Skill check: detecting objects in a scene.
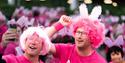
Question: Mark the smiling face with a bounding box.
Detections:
[24,32,43,56]
[74,27,91,48]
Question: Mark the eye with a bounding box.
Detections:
[111,52,116,56]
[116,52,121,55]
[76,31,86,35]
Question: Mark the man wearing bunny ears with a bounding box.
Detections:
[47,3,107,63]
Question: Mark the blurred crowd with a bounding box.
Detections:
[0,6,125,63]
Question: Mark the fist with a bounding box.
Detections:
[59,15,72,26]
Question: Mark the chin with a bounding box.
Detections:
[76,44,84,48]
[29,53,38,56]
[28,51,38,56]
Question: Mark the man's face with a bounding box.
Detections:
[25,33,43,56]
[111,52,123,63]
[74,28,90,48]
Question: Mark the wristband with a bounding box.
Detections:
[53,22,64,31]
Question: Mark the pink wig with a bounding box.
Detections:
[72,3,105,48]
[20,27,51,55]
[73,17,105,48]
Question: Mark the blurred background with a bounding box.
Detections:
[1,0,125,62]
[0,0,125,19]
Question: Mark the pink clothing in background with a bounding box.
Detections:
[0,24,7,43]
[53,44,107,63]
[0,24,7,54]
[3,42,18,55]
[2,54,43,63]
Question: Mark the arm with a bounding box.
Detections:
[44,15,71,38]
[44,15,72,54]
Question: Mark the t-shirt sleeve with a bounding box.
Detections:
[53,43,73,59]
[3,43,17,55]
[2,54,17,63]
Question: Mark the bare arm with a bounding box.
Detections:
[44,15,72,53]
[44,26,57,38]
[44,15,71,38]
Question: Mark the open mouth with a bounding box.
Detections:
[29,45,37,50]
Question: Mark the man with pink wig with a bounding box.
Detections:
[48,3,107,63]
[0,15,71,63]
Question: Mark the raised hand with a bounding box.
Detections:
[1,29,18,47]
[59,15,72,26]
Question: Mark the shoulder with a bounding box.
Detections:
[2,54,17,63]
[93,51,107,63]
[53,43,74,57]
[55,43,74,48]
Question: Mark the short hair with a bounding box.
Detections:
[106,45,124,62]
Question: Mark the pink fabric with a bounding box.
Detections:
[73,18,105,48]
[0,24,7,43]
[53,44,107,63]
[2,54,43,63]
[3,42,18,55]
[53,22,64,31]
[0,45,3,54]
[0,24,7,54]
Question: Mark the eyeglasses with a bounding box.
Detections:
[75,31,87,36]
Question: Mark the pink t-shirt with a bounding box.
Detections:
[3,42,18,55]
[54,44,107,63]
[2,54,43,63]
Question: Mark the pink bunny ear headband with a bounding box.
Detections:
[104,35,124,48]
[7,19,16,25]
[72,3,105,48]
[16,16,34,28]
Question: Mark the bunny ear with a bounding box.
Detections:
[104,37,113,47]
[89,6,102,20]
[114,35,124,46]
[16,16,28,28]
[7,19,16,25]
[26,18,35,27]
[79,3,88,18]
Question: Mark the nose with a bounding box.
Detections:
[77,34,82,39]
[30,38,37,45]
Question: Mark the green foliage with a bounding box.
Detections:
[0,0,125,19]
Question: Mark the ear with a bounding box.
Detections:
[89,6,102,20]
[79,3,88,18]
[104,37,113,47]
[114,35,124,46]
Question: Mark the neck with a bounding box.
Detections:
[76,46,94,56]
[24,53,39,63]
